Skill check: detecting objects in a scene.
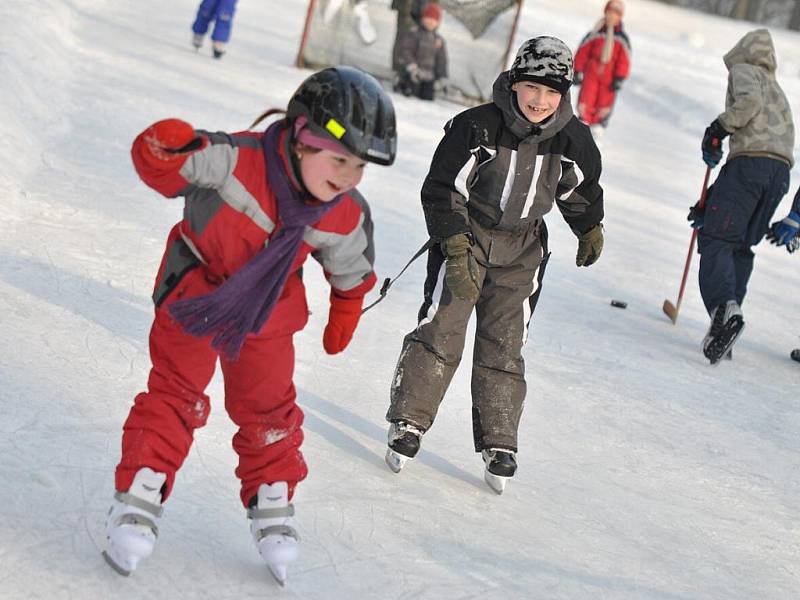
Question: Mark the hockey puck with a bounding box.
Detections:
[610,300,627,309]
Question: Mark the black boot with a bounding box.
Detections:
[483,449,517,477]
[385,422,422,473]
[482,449,517,494]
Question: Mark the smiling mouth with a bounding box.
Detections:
[328,181,343,192]
[528,106,550,114]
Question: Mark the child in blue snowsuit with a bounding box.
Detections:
[192,0,238,59]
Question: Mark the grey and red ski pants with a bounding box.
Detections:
[115,231,308,507]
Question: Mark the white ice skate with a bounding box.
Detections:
[192,33,203,50]
[248,482,299,587]
[353,2,377,45]
[102,467,166,576]
[385,421,422,473]
[482,449,517,495]
[323,0,346,24]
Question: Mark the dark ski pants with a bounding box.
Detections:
[192,0,238,43]
[698,156,790,314]
[395,71,435,101]
[387,224,549,452]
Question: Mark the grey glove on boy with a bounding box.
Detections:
[576,224,604,267]
[441,233,480,302]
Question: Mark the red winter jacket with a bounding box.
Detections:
[574,24,631,86]
[131,123,377,304]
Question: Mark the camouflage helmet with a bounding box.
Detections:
[509,36,574,95]
[287,66,397,166]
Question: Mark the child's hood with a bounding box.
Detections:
[491,71,574,141]
[723,29,776,73]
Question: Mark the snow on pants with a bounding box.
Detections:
[577,74,617,126]
[192,0,238,43]
[387,222,549,452]
[115,238,308,507]
[698,156,790,314]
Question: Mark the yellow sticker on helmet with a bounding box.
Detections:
[326,118,346,139]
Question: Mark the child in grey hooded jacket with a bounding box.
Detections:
[694,28,794,364]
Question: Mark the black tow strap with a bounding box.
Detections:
[362,238,437,314]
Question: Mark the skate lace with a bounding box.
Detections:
[484,449,516,463]
[391,421,422,442]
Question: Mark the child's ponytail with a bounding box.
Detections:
[249,108,287,130]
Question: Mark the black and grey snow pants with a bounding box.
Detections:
[387,220,549,452]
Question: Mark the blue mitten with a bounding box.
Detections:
[766,211,800,252]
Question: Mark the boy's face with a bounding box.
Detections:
[421,16,439,31]
[512,81,562,124]
[604,9,621,27]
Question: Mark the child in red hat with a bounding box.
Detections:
[395,2,449,101]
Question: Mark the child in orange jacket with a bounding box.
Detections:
[102,67,396,585]
[574,0,631,138]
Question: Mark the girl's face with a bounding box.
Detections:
[512,81,562,123]
[298,146,367,202]
[605,10,621,27]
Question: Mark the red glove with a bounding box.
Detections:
[136,118,206,169]
[322,293,364,355]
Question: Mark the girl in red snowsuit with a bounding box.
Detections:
[574,0,631,128]
[104,67,397,582]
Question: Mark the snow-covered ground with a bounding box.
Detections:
[1,0,799,598]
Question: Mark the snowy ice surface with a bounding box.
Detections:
[1,1,799,599]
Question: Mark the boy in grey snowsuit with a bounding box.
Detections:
[385,36,604,493]
[693,29,794,364]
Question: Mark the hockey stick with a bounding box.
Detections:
[662,165,713,324]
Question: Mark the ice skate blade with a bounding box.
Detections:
[102,550,131,577]
[484,470,510,495]
[385,448,411,473]
[705,318,745,366]
[269,564,287,587]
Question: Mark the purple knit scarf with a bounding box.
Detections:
[169,121,343,360]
